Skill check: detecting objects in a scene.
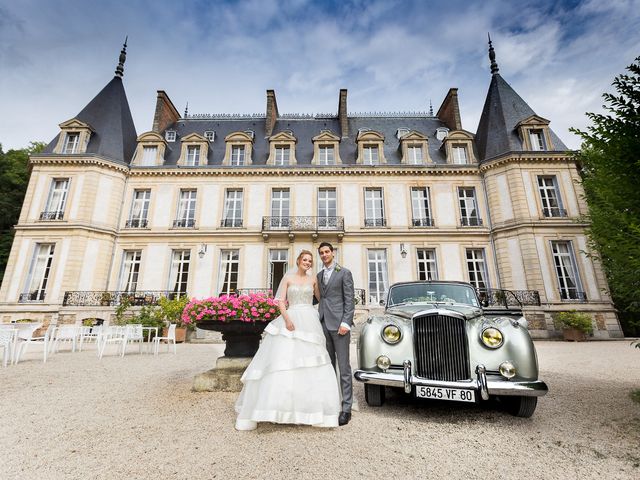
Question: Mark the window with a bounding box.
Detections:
[222,189,243,227]
[416,249,438,281]
[551,241,585,301]
[119,250,142,292]
[407,145,423,165]
[269,249,288,293]
[411,187,433,226]
[318,188,337,228]
[436,127,449,141]
[186,146,200,166]
[41,178,69,220]
[127,190,150,228]
[458,187,482,226]
[363,145,380,165]
[141,146,158,166]
[169,250,190,295]
[274,146,290,166]
[537,176,566,217]
[174,189,196,228]
[231,145,245,166]
[396,128,410,139]
[529,130,545,151]
[364,188,385,227]
[204,131,215,141]
[165,131,176,142]
[367,249,389,305]
[218,249,239,295]
[63,133,80,154]
[318,146,335,165]
[466,249,488,291]
[21,244,55,302]
[452,145,468,164]
[270,189,290,228]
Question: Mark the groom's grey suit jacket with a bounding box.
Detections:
[317,266,355,331]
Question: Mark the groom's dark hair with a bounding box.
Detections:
[318,241,334,252]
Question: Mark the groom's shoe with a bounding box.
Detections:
[338,411,351,426]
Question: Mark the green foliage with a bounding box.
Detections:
[571,56,640,336]
[630,389,640,405]
[112,294,189,329]
[156,295,191,328]
[552,311,594,335]
[0,141,46,279]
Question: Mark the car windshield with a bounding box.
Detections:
[387,283,480,307]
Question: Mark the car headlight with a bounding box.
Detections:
[381,324,401,344]
[499,361,516,379]
[376,355,391,371]
[481,327,503,348]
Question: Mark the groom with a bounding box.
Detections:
[317,242,355,426]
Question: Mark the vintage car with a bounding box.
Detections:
[354,281,548,417]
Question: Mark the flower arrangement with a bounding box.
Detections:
[182,292,280,326]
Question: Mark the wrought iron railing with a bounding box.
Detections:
[461,217,483,226]
[125,219,148,228]
[412,217,435,227]
[237,288,273,296]
[364,218,386,227]
[172,219,196,228]
[476,288,541,308]
[62,290,184,307]
[261,216,344,232]
[19,291,46,303]
[354,288,366,306]
[220,219,243,228]
[39,211,64,221]
[560,290,588,302]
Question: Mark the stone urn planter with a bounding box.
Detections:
[562,327,586,342]
[196,320,271,357]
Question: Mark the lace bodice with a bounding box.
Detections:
[287,283,314,306]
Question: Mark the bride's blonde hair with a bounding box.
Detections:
[296,249,313,266]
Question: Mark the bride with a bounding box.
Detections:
[234,250,341,430]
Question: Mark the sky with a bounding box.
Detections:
[1,0,639,151]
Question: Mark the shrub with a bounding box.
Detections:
[553,311,594,334]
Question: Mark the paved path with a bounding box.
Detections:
[1,341,638,479]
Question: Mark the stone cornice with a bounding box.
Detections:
[30,154,129,173]
[479,151,576,172]
[14,223,118,236]
[490,219,590,234]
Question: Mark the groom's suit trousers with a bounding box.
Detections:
[321,324,352,413]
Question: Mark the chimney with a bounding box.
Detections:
[152,90,180,133]
[338,89,348,138]
[265,89,279,137]
[436,88,463,131]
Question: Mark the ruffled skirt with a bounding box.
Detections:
[235,305,340,430]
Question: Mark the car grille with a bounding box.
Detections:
[413,314,471,381]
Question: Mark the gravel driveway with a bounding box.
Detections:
[1,340,638,480]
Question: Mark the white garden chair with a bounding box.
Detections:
[79,325,102,351]
[122,324,144,356]
[51,325,81,353]
[98,326,126,359]
[0,328,17,367]
[14,325,55,364]
[152,324,177,356]
[12,323,43,364]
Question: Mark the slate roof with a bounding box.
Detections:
[475,74,568,162]
[44,76,137,164]
[158,115,450,166]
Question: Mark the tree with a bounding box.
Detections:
[572,56,640,336]
[0,142,46,280]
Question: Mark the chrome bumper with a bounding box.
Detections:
[354,361,548,399]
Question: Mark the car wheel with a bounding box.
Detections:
[501,396,538,418]
[364,384,385,406]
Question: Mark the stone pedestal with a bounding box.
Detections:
[192,356,252,392]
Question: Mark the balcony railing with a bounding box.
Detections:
[62,290,184,307]
[237,288,273,296]
[220,219,243,228]
[172,219,196,228]
[542,207,568,218]
[412,217,435,227]
[261,216,344,232]
[125,219,148,228]
[364,218,386,227]
[19,291,46,303]
[460,216,483,226]
[39,211,64,221]
[560,290,588,302]
[477,288,541,308]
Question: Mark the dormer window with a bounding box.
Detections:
[516,115,553,152]
[141,146,158,166]
[178,133,208,166]
[407,145,423,164]
[244,130,255,139]
[356,130,386,165]
[204,131,215,142]
[55,119,94,155]
[529,130,545,151]
[223,131,254,166]
[132,132,166,166]
[165,130,176,142]
[312,130,342,166]
[452,145,468,164]
[267,131,297,166]
[441,130,476,165]
[274,146,290,165]
[436,127,449,141]
[232,146,245,165]
[396,128,410,140]
[399,131,430,165]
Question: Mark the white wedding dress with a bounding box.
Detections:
[235,283,340,430]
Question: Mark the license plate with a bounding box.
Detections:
[415,385,476,403]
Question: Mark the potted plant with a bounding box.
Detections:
[184,292,280,357]
[553,310,594,341]
[157,295,190,343]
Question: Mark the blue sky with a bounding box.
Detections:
[1,0,639,150]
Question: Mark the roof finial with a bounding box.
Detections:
[184,101,189,118]
[488,32,499,75]
[115,36,128,78]
[429,99,434,116]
